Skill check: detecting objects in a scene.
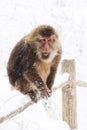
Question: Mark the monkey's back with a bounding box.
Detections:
[7,40,28,86]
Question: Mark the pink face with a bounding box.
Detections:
[38,37,56,59]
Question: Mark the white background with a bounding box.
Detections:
[0,0,87,130]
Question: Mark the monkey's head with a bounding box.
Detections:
[27,25,62,63]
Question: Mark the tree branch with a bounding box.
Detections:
[0,81,69,124]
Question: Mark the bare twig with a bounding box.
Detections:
[0,81,68,124]
[76,80,87,87]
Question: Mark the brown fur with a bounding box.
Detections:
[7,25,62,102]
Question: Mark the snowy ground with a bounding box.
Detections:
[0,0,87,130]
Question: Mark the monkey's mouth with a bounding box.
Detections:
[42,52,50,59]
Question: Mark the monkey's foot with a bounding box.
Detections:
[28,90,38,103]
[40,87,51,99]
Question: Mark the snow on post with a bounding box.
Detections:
[61,60,77,129]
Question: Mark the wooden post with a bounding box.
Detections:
[61,60,77,129]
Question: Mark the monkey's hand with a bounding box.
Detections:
[39,86,51,99]
[28,89,39,103]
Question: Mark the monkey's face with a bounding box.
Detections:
[34,35,60,63]
[28,25,61,63]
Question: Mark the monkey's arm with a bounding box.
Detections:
[24,67,45,88]
[46,55,61,90]
[24,66,51,98]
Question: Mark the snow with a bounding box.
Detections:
[0,0,87,130]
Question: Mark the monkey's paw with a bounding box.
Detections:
[28,90,39,103]
[40,87,51,99]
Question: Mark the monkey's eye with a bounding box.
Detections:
[37,38,42,43]
[48,38,52,42]
[53,38,56,42]
[41,39,45,42]
[37,39,45,43]
[48,38,56,43]
[48,38,56,44]
[39,39,42,42]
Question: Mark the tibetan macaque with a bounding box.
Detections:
[7,25,62,102]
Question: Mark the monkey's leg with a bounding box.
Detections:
[15,77,39,102]
[24,68,51,98]
[46,67,56,91]
[47,55,61,91]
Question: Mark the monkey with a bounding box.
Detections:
[7,25,62,102]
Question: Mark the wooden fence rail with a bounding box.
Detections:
[0,59,87,129]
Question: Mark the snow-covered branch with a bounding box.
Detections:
[0,73,69,124]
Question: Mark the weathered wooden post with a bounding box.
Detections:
[61,60,77,129]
